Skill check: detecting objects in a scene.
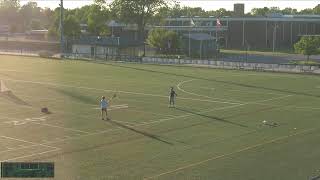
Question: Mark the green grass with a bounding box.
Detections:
[288,60,320,66]
[0,55,320,180]
[221,49,296,56]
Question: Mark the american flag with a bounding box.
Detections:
[216,18,221,27]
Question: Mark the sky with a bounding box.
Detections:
[19,0,320,12]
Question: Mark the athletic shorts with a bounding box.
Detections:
[101,108,107,111]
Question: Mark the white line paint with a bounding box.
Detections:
[2,148,60,162]
[228,89,285,96]
[144,128,316,179]
[1,78,243,105]
[31,122,90,134]
[1,115,91,134]
[93,104,129,110]
[0,145,38,154]
[177,79,242,105]
[1,136,57,149]
[39,93,293,145]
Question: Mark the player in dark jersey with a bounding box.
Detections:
[169,87,177,107]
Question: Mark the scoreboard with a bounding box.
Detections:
[1,162,54,178]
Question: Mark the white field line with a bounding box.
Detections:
[1,136,58,149]
[93,104,129,110]
[176,79,242,105]
[0,144,38,154]
[2,148,60,162]
[1,78,243,105]
[0,68,113,81]
[0,135,60,162]
[0,67,303,79]
[40,93,293,145]
[228,89,285,96]
[0,93,175,119]
[0,115,91,134]
[31,122,90,134]
[143,127,317,180]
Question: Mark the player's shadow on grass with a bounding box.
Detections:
[175,107,248,128]
[108,120,174,145]
[0,91,30,106]
[108,64,320,99]
[52,87,97,105]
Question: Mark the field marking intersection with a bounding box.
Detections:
[0,135,60,162]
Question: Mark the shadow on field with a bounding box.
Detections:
[0,91,30,106]
[108,64,320,99]
[175,107,249,128]
[52,87,97,105]
[109,120,173,145]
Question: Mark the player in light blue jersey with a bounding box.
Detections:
[100,96,109,120]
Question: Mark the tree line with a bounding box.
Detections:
[1,0,320,39]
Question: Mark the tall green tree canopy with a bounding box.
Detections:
[110,0,168,39]
[147,28,180,53]
[294,36,320,61]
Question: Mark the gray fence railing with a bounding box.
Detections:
[142,57,320,74]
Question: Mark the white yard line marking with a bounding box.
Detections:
[144,128,317,179]
[1,78,243,105]
[31,122,90,134]
[0,144,38,154]
[93,104,129,110]
[1,136,56,148]
[177,79,242,105]
[40,93,293,145]
[228,89,285,96]
[0,115,91,134]
[2,148,60,162]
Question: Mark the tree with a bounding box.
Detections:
[19,2,41,30]
[299,8,313,14]
[0,0,20,30]
[294,36,320,61]
[64,15,81,37]
[251,7,270,16]
[147,28,180,53]
[313,4,320,14]
[110,0,167,40]
[87,5,110,35]
[281,8,298,15]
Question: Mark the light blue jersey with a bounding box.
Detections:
[100,99,108,108]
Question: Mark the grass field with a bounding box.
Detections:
[0,55,320,180]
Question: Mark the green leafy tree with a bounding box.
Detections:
[281,8,298,15]
[251,7,270,16]
[0,0,20,31]
[313,4,320,14]
[19,2,41,30]
[110,0,167,40]
[64,15,81,37]
[87,5,110,35]
[294,36,320,61]
[147,28,180,53]
[299,8,313,14]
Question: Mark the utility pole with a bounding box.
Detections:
[60,0,64,56]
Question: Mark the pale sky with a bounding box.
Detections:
[19,0,320,12]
